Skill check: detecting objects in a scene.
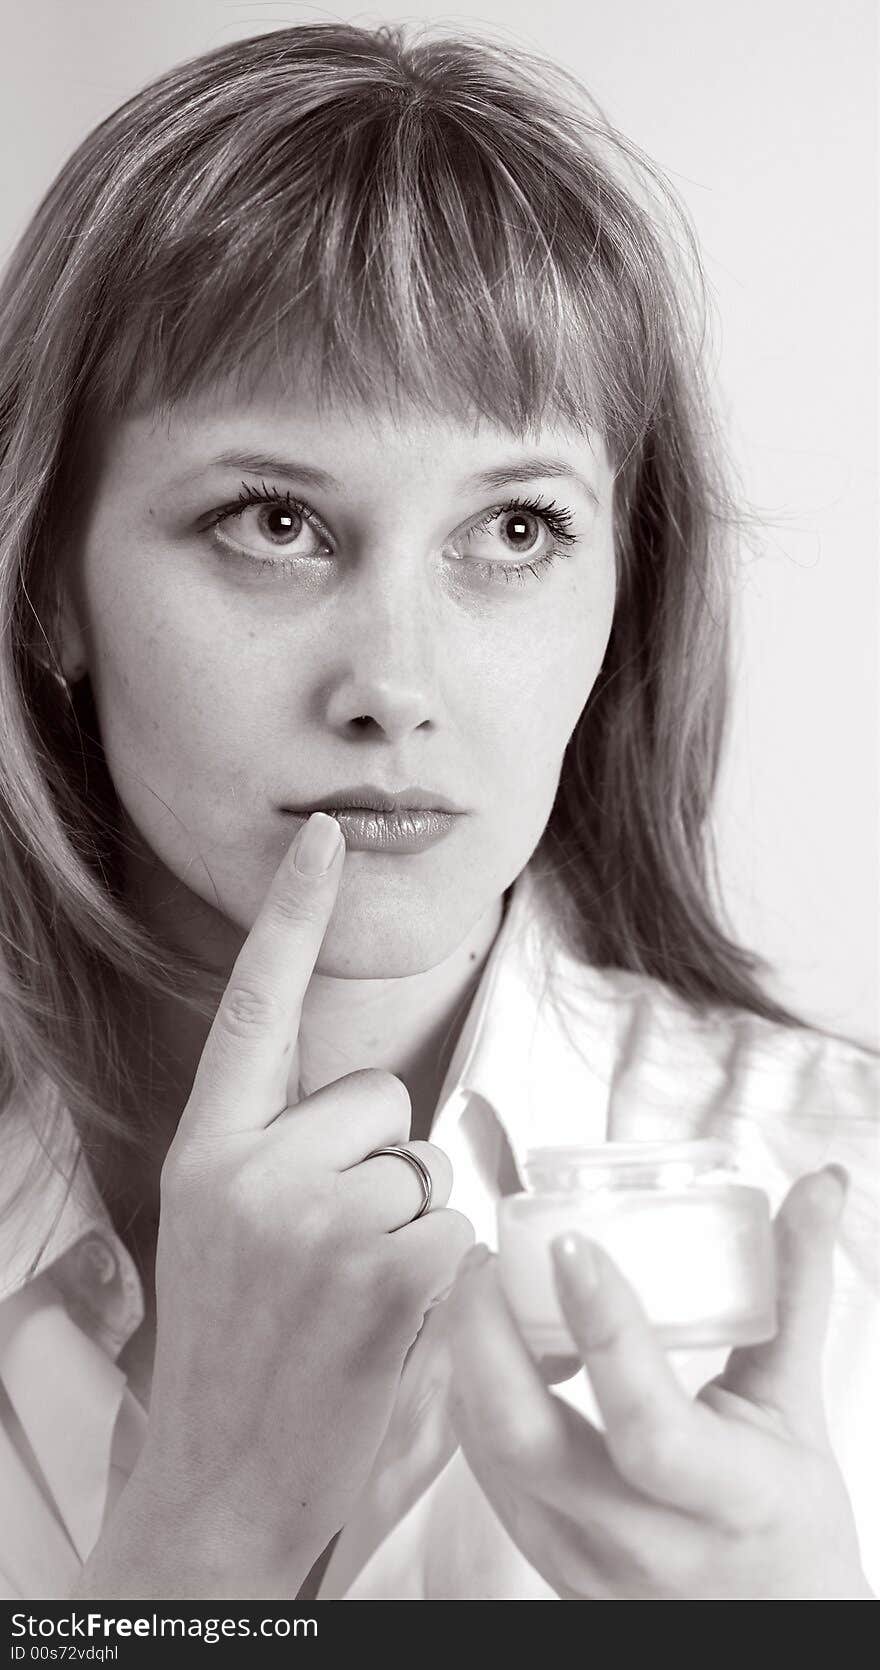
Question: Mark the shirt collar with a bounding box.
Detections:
[0,1079,118,1302]
[0,1074,145,1358]
[431,862,615,1172]
[0,862,612,1318]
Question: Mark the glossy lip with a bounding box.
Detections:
[281,806,461,854]
[282,784,465,814]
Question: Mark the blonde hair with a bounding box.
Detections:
[0,22,855,1185]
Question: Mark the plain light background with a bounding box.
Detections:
[1,1,877,1047]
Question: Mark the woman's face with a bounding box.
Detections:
[66,374,616,976]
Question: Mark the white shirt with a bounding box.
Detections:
[0,864,877,1599]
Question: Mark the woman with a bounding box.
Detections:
[0,23,876,1600]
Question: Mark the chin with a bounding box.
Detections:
[314,908,466,978]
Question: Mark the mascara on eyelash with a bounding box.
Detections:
[208,481,579,579]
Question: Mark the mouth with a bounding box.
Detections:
[281,807,461,854]
[280,787,465,854]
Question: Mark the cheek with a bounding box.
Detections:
[82,533,613,854]
[489,573,614,780]
[92,607,206,753]
[81,555,256,836]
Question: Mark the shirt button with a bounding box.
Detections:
[77,1236,118,1288]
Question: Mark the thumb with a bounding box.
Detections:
[711,1164,848,1436]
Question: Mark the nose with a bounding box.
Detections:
[322,560,439,743]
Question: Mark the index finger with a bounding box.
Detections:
[178,811,345,1140]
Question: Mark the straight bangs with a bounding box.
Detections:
[79,34,685,469]
[7,19,849,1214]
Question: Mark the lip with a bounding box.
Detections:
[280,785,466,855]
[281,806,461,854]
[282,785,465,814]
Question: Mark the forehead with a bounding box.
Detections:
[97,361,611,499]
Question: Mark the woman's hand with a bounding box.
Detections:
[443,1167,874,1600]
[90,812,473,1599]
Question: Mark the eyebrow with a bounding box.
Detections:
[188,450,600,508]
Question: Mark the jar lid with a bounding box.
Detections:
[523,1138,732,1192]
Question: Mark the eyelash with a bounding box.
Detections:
[205,479,579,585]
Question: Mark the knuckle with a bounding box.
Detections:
[159,1143,202,1212]
[325,1239,370,1305]
[490,1408,562,1474]
[414,1142,453,1197]
[294,1189,343,1251]
[333,1245,419,1352]
[387,1211,475,1309]
[485,1414,527,1469]
[613,1527,701,1597]
[372,1070,412,1117]
[220,981,286,1039]
[717,1468,783,1537]
[581,1308,640,1357]
[380,1240,420,1295]
[378,1245,430,1318]
[611,1412,690,1491]
[338,1069,412,1122]
[644,1540,697,1596]
[416,1212,476,1296]
[158,1158,184,1217]
[433,1208,476,1263]
[270,884,322,929]
[220,1154,275,1225]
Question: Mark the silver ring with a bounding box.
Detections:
[366,1144,433,1223]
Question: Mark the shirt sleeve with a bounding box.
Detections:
[813,1097,880,1595]
[604,982,880,1594]
[699,1016,880,1595]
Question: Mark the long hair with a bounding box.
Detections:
[0,22,857,1181]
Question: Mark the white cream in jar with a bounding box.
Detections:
[497,1140,777,1355]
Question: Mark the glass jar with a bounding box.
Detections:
[496,1140,777,1354]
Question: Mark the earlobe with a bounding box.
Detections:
[50,581,89,684]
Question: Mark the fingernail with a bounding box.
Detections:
[821,1163,850,1200]
[551,1232,600,1292]
[294,811,343,876]
[537,1354,581,1384]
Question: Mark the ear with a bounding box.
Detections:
[56,591,89,681]
[48,562,90,683]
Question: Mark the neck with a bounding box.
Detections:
[296,891,505,1143]
[102,885,509,1238]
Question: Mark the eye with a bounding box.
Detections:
[449,495,579,583]
[462,504,561,561]
[206,480,331,565]
[202,482,579,586]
